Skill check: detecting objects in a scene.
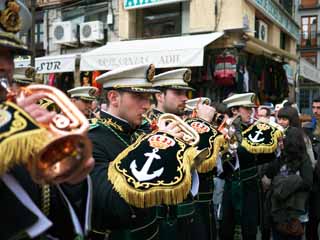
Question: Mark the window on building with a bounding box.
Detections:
[62,2,108,22]
[301,52,317,66]
[300,0,318,8]
[280,0,293,15]
[141,3,182,39]
[301,16,317,47]
[300,88,320,114]
[35,23,44,44]
[280,31,286,50]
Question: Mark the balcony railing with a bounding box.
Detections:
[299,31,320,49]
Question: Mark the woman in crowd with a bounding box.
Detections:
[277,107,316,167]
[263,127,313,240]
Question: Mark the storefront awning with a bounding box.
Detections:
[80,32,224,71]
[246,35,298,62]
[14,54,78,74]
[300,58,320,84]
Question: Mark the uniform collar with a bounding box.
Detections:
[147,108,164,121]
[99,110,133,134]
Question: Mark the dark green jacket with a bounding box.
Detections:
[88,111,158,240]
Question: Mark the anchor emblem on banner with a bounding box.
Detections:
[248,129,265,143]
[130,148,164,182]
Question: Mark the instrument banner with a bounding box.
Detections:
[108,131,199,208]
[185,118,226,173]
[241,122,283,154]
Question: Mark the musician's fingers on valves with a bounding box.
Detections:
[158,119,184,139]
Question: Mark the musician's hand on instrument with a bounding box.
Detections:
[158,120,184,139]
[197,103,216,122]
[17,93,56,124]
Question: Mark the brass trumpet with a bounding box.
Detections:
[158,113,200,146]
[3,81,92,184]
[217,114,240,150]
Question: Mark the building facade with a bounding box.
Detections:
[296,0,320,114]
[20,0,299,103]
[115,0,298,103]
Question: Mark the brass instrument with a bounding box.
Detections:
[2,79,92,184]
[217,114,239,150]
[158,113,200,146]
[251,116,285,132]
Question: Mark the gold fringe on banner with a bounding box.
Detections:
[108,135,197,208]
[0,101,50,175]
[197,135,226,173]
[0,128,49,175]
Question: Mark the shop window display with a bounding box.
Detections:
[199,52,289,103]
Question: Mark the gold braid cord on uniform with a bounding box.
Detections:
[185,118,227,173]
[108,132,199,208]
[0,101,49,175]
[41,184,50,216]
[241,122,283,154]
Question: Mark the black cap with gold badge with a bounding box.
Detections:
[95,64,160,93]
[0,0,32,55]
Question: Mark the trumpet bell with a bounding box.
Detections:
[29,134,92,184]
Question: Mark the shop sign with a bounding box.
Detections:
[300,59,320,84]
[35,55,77,74]
[124,0,188,10]
[247,0,299,40]
[14,55,77,74]
[95,51,194,69]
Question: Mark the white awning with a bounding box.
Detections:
[14,54,77,74]
[300,59,320,84]
[80,32,224,71]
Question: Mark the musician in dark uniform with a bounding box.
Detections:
[220,93,278,240]
[68,86,98,118]
[0,1,94,238]
[148,68,218,240]
[88,64,168,240]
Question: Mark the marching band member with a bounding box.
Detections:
[0,1,94,239]
[149,68,220,240]
[68,86,98,118]
[220,93,282,240]
[88,64,166,240]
